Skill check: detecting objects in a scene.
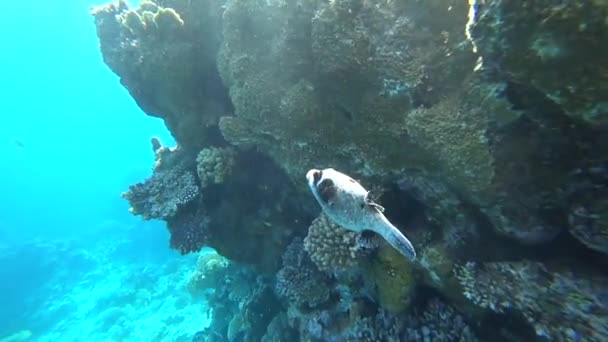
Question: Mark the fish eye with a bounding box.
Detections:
[313,170,322,185]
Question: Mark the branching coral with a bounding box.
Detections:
[303,214,362,274]
[275,238,331,309]
[196,147,236,187]
[455,261,608,340]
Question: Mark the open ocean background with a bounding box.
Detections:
[0,1,209,340]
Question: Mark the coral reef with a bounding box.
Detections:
[92,0,608,339]
[456,261,608,341]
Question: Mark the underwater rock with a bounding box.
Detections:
[467,0,608,125]
[455,261,608,341]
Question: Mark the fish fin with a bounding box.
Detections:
[364,191,385,212]
[382,226,416,262]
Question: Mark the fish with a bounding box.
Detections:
[306,168,416,261]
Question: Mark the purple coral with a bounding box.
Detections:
[275,238,330,308]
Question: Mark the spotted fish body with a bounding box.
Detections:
[306,168,417,262]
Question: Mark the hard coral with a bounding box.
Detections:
[275,238,331,309]
[196,147,236,188]
[303,214,361,274]
[167,206,209,254]
[121,141,199,220]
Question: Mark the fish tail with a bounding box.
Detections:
[378,221,416,261]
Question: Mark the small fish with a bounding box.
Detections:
[13,139,25,148]
[306,168,417,261]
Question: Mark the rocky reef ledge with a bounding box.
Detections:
[92,0,608,340]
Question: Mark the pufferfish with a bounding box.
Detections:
[306,168,416,261]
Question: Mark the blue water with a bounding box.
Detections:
[0,1,208,340]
